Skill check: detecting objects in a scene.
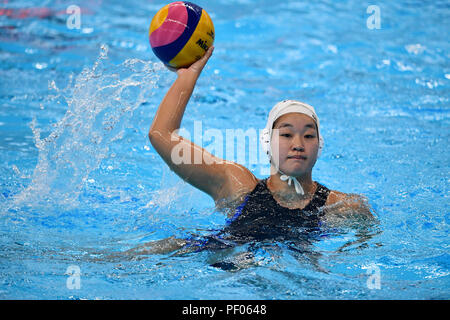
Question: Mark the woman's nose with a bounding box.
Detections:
[292,135,304,151]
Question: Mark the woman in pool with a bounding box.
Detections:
[140,46,374,255]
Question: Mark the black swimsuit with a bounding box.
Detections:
[224,178,330,241]
[184,178,330,251]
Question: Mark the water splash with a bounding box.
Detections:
[13,44,164,208]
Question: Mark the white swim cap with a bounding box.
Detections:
[260,100,324,195]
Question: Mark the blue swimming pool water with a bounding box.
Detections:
[1,0,449,299]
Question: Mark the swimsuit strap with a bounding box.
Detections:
[302,182,330,215]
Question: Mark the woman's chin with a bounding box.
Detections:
[270,160,313,177]
[279,165,308,177]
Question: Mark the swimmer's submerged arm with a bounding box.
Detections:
[149,47,257,201]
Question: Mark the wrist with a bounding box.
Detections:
[176,69,200,83]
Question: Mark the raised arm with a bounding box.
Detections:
[148,47,256,202]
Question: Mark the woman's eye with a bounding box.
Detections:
[280,133,291,137]
[305,134,315,139]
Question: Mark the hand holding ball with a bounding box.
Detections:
[149,1,215,69]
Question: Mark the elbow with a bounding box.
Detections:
[148,129,162,147]
[148,129,156,143]
[148,128,174,147]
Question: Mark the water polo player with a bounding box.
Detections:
[142,47,375,255]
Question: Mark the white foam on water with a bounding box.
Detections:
[12,44,164,209]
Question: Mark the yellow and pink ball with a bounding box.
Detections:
[149,1,215,69]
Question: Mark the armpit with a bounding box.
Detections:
[214,190,251,219]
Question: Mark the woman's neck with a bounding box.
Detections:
[266,171,316,201]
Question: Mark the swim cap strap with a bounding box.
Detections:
[279,174,305,195]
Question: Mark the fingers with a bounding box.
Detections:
[189,45,215,73]
[203,45,214,60]
[173,46,215,76]
[199,45,214,66]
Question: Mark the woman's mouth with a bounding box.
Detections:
[288,155,307,160]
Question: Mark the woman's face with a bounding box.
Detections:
[270,113,319,177]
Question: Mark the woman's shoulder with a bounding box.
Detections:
[326,189,348,204]
[325,189,374,218]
